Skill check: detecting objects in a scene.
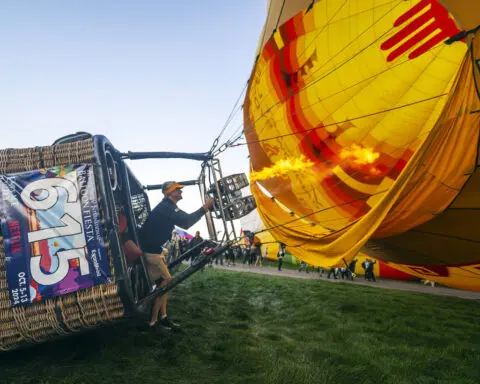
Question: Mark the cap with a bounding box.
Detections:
[162,181,184,195]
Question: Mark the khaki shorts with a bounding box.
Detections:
[144,252,171,282]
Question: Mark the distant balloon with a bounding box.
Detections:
[245,0,480,290]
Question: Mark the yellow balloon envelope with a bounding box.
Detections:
[245,0,480,290]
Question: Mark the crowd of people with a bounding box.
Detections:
[213,246,440,291]
[214,241,384,285]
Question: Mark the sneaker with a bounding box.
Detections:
[160,316,180,330]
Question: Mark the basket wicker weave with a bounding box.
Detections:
[0,139,125,351]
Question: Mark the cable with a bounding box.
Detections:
[226,44,434,149]
[247,115,465,242]
[209,82,248,154]
[274,0,286,30]
[242,90,462,224]
[232,93,447,147]
[228,194,480,278]
[220,1,451,152]
[256,189,386,235]
[210,0,277,154]
[258,0,274,53]
[217,0,358,151]
[243,130,480,279]
[238,1,403,142]
[225,41,445,150]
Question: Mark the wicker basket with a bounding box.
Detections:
[0,139,125,351]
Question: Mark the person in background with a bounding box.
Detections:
[228,246,238,266]
[179,235,188,256]
[277,243,286,271]
[215,248,225,266]
[347,258,358,281]
[327,267,338,279]
[254,240,263,267]
[262,245,268,263]
[298,261,309,273]
[139,181,215,330]
[361,259,368,280]
[242,245,251,265]
[170,231,180,262]
[189,230,204,263]
[364,258,377,282]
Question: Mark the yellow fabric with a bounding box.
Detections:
[259,0,480,51]
[245,0,480,290]
[253,230,281,260]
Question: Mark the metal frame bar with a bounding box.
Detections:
[144,179,199,191]
[208,158,238,241]
[198,166,217,240]
[121,151,212,161]
[93,135,137,315]
[117,161,152,301]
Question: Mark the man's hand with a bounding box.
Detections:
[203,198,215,212]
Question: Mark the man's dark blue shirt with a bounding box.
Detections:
[140,197,205,254]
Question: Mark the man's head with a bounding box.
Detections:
[162,181,184,203]
[195,231,200,237]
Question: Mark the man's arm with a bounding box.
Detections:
[173,206,207,230]
[172,198,215,230]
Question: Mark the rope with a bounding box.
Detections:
[233,93,447,147]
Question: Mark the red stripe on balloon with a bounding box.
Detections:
[381,0,461,62]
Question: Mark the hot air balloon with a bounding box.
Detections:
[244,0,480,290]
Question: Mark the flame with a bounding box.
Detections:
[339,144,379,165]
[251,155,314,182]
[339,144,381,176]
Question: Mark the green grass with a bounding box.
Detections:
[1,269,479,384]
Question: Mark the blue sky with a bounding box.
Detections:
[0,0,267,237]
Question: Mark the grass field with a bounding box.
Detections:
[2,269,479,384]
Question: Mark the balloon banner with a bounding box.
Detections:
[0,164,111,307]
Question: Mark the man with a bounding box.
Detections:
[139,181,215,330]
[189,231,204,263]
[365,258,377,282]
